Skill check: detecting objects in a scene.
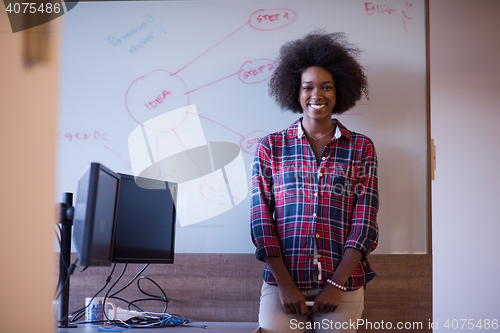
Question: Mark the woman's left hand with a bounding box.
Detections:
[311,283,343,313]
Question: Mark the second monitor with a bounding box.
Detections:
[113,174,177,264]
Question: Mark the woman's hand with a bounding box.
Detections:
[264,256,310,315]
[311,283,343,313]
[310,248,363,313]
[278,279,310,315]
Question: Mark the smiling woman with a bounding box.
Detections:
[251,31,378,333]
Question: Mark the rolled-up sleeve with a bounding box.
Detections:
[344,139,379,256]
[250,137,282,261]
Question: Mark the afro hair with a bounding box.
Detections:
[268,31,368,114]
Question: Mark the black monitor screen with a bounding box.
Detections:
[113,174,177,264]
[73,163,120,267]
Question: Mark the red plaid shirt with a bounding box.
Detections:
[251,118,379,290]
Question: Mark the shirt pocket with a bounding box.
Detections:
[325,163,358,197]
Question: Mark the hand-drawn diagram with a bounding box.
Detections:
[124,8,295,138]
[58,0,428,253]
[124,8,296,226]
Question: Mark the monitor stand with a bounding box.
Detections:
[57,192,77,328]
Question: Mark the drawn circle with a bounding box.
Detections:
[125,69,190,132]
[249,8,297,31]
[239,130,270,154]
[238,59,276,84]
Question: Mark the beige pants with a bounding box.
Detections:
[258,281,364,333]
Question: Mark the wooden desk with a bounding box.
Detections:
[58,322,259,333]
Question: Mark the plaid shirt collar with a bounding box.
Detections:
[287,117,351,141]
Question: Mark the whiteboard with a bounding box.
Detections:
[57,0,428,254]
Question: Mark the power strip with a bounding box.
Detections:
[110,307,145,321]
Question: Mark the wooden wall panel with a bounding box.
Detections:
[360,255,432,332]
[64,254,431,328]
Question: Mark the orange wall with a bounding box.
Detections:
[0,8,59,333]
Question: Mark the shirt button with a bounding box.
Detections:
[319,173,323,177]
[318,254,322,259]
[313,213,317,217]
[322,157,326,161]
[314,193,318,197]
[316,234,320,238]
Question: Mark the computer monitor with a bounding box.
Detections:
[72,163,120,267]
[113,174,177,264]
